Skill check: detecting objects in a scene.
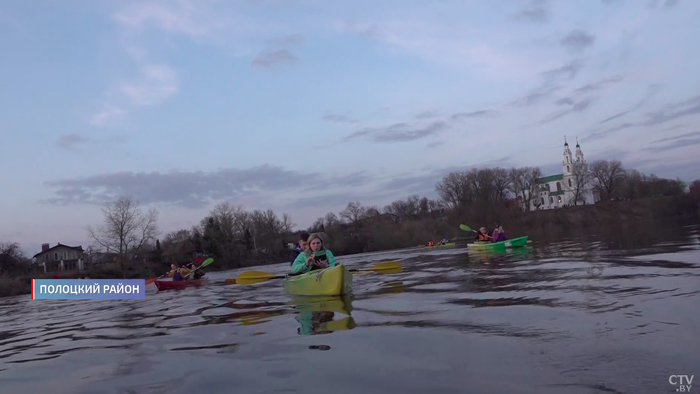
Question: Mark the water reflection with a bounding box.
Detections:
[290,295,356,335]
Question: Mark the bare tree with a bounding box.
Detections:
[565,161,591,205]
[280,213,296,234]
[435,172,468,209]
[339,201,366,223]
[509,167,542,211]
[589,159,626,199]
[88,197,159,276]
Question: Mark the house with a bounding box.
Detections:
[32,243,85,273]
[518,138,600,211]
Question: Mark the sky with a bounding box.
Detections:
[2,0,700,255]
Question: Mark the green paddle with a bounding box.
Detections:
[187,257,214,279]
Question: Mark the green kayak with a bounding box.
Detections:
[467,236,529,251]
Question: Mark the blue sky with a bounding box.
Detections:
[2,0,700,255]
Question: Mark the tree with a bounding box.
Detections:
[87,197,159,277]
[565,161,592,205]
[509,167,542,211]
[280,213,296,234]
[590,159,626,199]
[0,241,27,275]
[340,201,366,223]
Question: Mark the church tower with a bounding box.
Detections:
[563,136,573,175]
[575,137,585,165]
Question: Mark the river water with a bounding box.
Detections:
[1,225,699,394]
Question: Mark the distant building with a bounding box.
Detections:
[32,243,85,273]
[518,138,600,211]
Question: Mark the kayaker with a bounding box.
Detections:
[291,233,338,274]
[290,232,310,265]
[167,264,192,281]
[475,227,491,242]
[428,240,434,247]
[492,224,507,242]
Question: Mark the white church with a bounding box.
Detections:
[518,138,600,211]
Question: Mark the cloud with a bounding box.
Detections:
[511,0,550,24]
[251,49,298,68]
[451,110,500,120]
[268,33,304,47]
[536,97,597,125]
[511,61,585,107]
[560,30,596,53]
[90,64,178,127]
[583,122,635,142]
[42,165,376,209]
[322,114,358,124]
[663,0,680,9]
[416,111,438,119]
[598,84,661,124]
[649,130,700,144]
[283,191,393,209]
[343,121,448,143]
[56,134,127,150]
[427,141,445,149]
[641,94,700,126]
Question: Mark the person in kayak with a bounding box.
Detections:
[291,233,337,274]
[290,232,310,265]
[491,224,507,242]
[167,264,192,281]
[475,227,491,242]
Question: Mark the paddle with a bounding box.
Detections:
[145,257,214,285]
[460,224,492,239]
[186,257,214,279]
[225,261,402,285]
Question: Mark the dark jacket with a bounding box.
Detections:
[290,245,302,265]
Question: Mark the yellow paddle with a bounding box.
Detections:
[225,261,402,285]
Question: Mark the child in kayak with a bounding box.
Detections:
[291,233,338,274]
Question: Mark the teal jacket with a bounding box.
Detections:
[291,249,338,274]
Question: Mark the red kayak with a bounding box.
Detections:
[154,278,206,291]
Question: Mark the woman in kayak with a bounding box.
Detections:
[291,233,338,274]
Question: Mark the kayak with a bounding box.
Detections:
[154,278,206,291]
[283,264,352,296]
[419,242,455,248]
[467,236,529,251]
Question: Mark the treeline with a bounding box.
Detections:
[1,160,699,282]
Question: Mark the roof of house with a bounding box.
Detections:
[33,243,84,258]
[537,174,564,183]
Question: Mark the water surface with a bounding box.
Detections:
[1,226,699,393]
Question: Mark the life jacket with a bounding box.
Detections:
[477,233,490,242]
[428,241,434,247]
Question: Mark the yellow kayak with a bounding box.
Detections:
[283,264,353,296]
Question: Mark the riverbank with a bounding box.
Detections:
[1,195,697,298]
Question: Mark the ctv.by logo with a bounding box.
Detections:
[669,375,694,392]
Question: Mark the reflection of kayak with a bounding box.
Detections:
[419,242,455,248]
[283,264,352,296]
[154,278,205,291]
[467,236,528,251]
[289,295,354,314]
